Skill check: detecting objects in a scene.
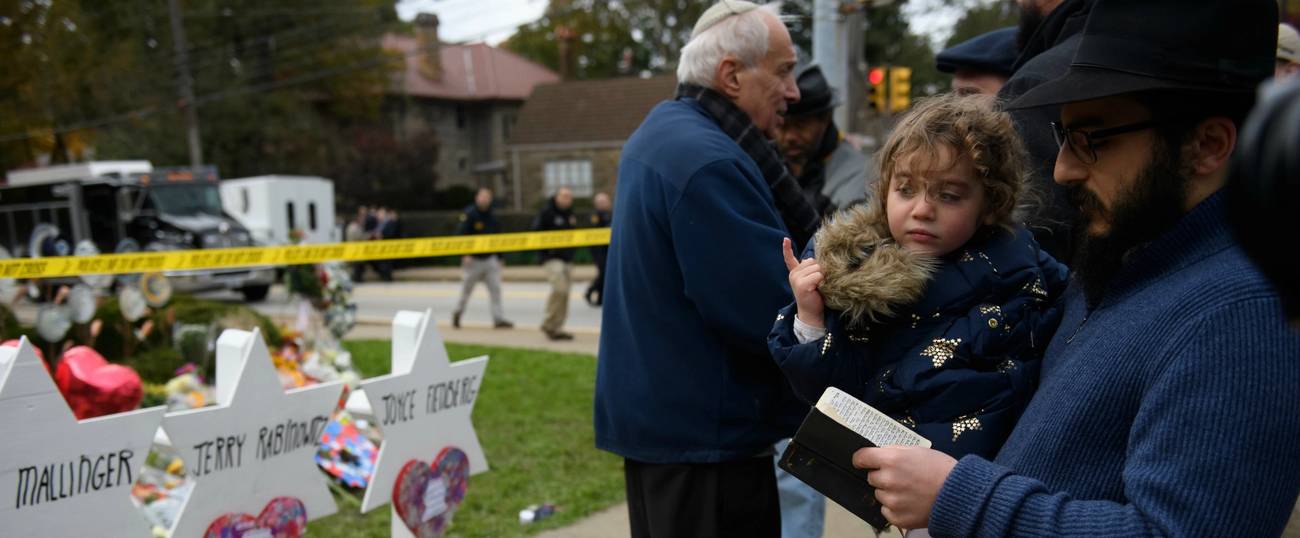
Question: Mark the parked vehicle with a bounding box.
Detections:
[219,175,337,245]
[0,161,275,301]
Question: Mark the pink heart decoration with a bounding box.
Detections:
[392,446,470,538]
[54,345,143,419]
[203,496,308,538]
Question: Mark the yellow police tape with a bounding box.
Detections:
[0,229,612,280]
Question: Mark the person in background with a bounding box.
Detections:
[585,192,612,307]
[852,2,1300,534]
[936,27,1018,96]
[350,206,370,281]
[1226,67,1300,538]
[452,188,514,329]
[374,207,399,282]
[1278,23,1300,79]
[777,63,871,214]
[533,186,576,341]
[999,0,1094,263]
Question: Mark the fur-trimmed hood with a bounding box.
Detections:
[813,205,937,326]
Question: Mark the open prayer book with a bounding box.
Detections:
[778,387,931,530]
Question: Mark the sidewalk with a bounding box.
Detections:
[535,499,895,538]
[387,264,598,283]
[345,319,599,356]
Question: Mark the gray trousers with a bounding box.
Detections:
[455,256,505,322]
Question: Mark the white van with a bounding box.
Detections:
[220,175,337,245]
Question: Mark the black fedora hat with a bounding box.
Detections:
[1009,0,1278,110]
[787,63,841,117]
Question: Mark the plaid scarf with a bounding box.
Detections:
[676,83,822,250]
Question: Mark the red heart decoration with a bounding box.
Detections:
[392,447,470,538]
[203,496,307,538]
[54,346,143,419]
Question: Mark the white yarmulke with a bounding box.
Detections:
[1280,24,1300,64]
[691,0,761,39]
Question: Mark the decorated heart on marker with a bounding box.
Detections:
[203,496,308,538]
[393,447,470,538]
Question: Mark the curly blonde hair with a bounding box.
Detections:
[870,93,1031,234]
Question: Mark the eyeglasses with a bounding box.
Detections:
[1050,120,1161,164]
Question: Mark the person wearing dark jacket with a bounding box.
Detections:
[374,207,400,282]
[999,0,1092,263]
[777,63,870,215]
[453,188,513,329]
[584,192,612,307]
[853,2,1300,534]
[533,187,576,340]
[770,94,1067,462]
[594,2,806,536]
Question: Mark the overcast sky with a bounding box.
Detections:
[396,0,966,49]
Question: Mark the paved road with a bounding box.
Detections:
[198,279,604,335]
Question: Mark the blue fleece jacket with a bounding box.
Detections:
[930,193,1300,537]
[593,98,806,463]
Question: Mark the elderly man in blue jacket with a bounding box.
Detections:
[593,2,814,536]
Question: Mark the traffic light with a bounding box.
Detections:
[888,66,912,113]
[868,67,887,112]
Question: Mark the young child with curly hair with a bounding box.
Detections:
[770,93,1069,458]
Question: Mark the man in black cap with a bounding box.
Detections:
[848,1,1300,535]
[936,27,1018,96]
[1001,0,1093,263]
[776,63,870,213]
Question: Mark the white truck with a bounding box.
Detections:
[0,161,276,301]
[219,175,337,245]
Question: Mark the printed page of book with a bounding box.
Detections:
[815,386,932,448]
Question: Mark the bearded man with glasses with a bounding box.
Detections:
[837,1,1300,535]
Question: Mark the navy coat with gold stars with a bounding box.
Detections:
[768,206,1069,459]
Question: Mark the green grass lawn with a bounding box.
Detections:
[306,340,624,537]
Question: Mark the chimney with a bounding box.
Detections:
[415,13,442,81]
[555,25,576,80]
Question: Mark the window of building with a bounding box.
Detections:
[543,160,593,197]
[308,202,318,231]
[458,157,468,172]
[240,188,249,213]
[456,105,467,130]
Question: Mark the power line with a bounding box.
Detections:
[0,45,431,144]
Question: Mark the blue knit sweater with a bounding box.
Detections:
[930,193,1300,537]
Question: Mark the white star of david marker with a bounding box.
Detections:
[359,309,489,514]
[161,328,344,537]
[0,337,164,536]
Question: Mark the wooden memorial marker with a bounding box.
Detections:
[0,337,165,536]
[161,328,344,537]
[358,309,489,538]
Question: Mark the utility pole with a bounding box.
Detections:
[815,1,894,131]
[168,0,203,167]
[843,10,865,132]
[812,0,848,128]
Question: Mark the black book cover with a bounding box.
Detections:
[778,407,890,530]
